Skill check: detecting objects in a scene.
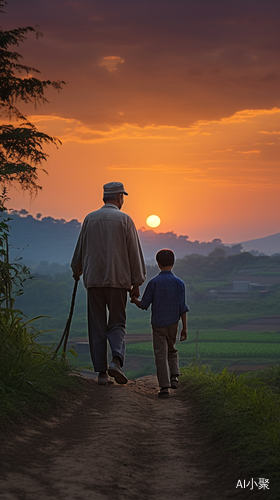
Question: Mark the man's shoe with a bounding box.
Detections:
[171,377,179,389]
[108,363,128,385]
[158,387,169,398]
[98,374,114,385]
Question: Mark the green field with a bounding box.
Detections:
[70,329,280,379]
[13,253,280,378]
[168,330,280,343]
[126,339,280,359]
[14,255,280,340]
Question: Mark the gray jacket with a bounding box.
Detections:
[71,204,146,289]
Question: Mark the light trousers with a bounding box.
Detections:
[152,322,180,388]
[87,287,127,372]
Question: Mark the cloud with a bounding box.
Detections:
[107,164,206,175]
[207,108,280,125]
[27,106,280,145]
[236,150,260,154]
[99,56,124,72]
[213,149,234,153]
[4,0,280,129]
[259,130,280,135]
[27,115,194,143]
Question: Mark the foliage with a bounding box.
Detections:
[180,365,280,497]
[0,1,65,194]
[0,306,79,422]
[174,250,280,287]
[0,189,79,423]
[0,188,32,307]
[0,3,79,425]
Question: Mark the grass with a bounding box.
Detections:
[67,327,280,378]
[0,308,80,424]
[180,364,280,499]
[185,331,280,343]
[125,360,156,380]
[126,340,280,359]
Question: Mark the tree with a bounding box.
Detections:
[0,188,31,307]
[0,1,65,309]
[0,0,65,195]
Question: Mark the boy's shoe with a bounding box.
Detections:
[171,377,179,389]
[158,387,169,398]
[108,363,128,385]
[98,374,114,385]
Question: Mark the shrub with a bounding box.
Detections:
[0,308,79,422]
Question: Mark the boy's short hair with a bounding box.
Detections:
[156,249,175,267]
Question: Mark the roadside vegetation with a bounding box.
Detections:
[180,364,280,499]
[0,10,79,427]
[0,308,79,424]
[0,195,80,426]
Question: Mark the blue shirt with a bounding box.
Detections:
[138,271,189,328]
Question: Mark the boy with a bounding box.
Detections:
[131,249,189,398]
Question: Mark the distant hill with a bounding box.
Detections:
[8,212,81,266]
[239,233,280,256]
[6,210,250,268]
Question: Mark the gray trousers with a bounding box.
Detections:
[152,323,180,388]
[87,287,127,372]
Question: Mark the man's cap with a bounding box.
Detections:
[103,182,128,196]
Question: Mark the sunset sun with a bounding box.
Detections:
[146,215,161,228]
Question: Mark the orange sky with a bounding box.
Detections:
[3,1,280,243]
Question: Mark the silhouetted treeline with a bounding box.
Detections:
[174,249,280,283]
[138,228,242,261]
[8,210,81,265]
[145,250,280,286]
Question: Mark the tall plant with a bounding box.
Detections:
[0,188,31,308]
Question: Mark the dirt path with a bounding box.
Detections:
[0,376,244,500]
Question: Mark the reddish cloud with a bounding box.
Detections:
[2,1,280,242]
[3,0,280,128]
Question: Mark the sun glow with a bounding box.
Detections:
[146,215,161,228]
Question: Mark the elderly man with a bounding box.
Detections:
[71,182,146,385]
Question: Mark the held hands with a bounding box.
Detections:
[130,286,141,307]
[180,328,188,341]
[130,286,140,299]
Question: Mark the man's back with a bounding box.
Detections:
[71,204,145,289]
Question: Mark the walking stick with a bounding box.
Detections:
[55,279,79,354]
